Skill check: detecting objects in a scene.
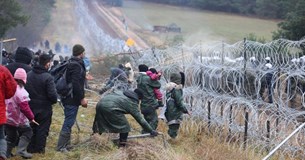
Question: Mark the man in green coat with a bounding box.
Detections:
[136,64,161,133]
[165,72,190,138]
[92,89,158,146]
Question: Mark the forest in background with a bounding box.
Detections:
[108,0,299,19]
[3,0,55,47]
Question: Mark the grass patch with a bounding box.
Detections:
[121,1,279,45]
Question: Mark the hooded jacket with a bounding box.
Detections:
[6,85,34,127]
[165,82,188,124]
[93,90,153,134]
[26,65,58,112]
[6,62,32,75]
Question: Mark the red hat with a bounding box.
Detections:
[14,68,27,84]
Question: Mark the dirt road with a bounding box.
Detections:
[85,0,150,51]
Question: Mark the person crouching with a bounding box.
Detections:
[92,89,158,147]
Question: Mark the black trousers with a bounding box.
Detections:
[5,125,33,144]
[28,110,52,153]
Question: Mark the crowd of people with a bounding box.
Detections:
[0,44,190,159]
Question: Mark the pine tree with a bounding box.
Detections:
[0,0,29,38]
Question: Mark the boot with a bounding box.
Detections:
[6,141,15,158]
[118,133,128,148]
[56,131,71,152]
[0,139,7,160]
[16,136,32,159]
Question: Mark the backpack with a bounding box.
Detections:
[50,60,80,98]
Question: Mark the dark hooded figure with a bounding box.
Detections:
[92,89,158,147]
[6,47,33,75]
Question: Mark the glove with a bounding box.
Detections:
[150,130,158,137]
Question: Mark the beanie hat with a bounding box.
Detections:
[15,47,33,65]
[138,64,148,72]
[39,53,52,66]
[72,44,85,56]
[14,68,27,84]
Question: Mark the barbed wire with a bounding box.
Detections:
[123,38,305,158]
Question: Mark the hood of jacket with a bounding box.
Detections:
[123,90,139,102]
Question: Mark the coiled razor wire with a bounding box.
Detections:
[74,0,125,54]
[121,38,305,158]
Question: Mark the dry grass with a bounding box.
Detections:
[8,89,266,160]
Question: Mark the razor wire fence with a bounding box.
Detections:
[129,38,305,158]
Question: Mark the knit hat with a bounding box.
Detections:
[72,44,85,56]
[138,64,148,72]
[15,47,33,65]
[14,68,27,84]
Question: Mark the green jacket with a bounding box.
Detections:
[94,90,153,134]
[165,82,188,124]
[136,72,161,109]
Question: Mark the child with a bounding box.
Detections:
[146,68,163,107]
[164,72,190,139]
[5,68,38,159]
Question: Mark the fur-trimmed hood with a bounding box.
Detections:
[165,82,183,91]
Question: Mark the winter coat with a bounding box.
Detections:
[61,57,86,106]
[136,72,161,110]
[5,85,34,127]
[94,90,153,134]
[6,62,32,75]
[26,65,58,112]
[165,82,188,125]
[0,65,17,125]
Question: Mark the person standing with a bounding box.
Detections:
[92,89,158,147]
[136,64,161,133]
[26,54,58,153]
[146,68,163,107]
[0,65,17,160]
[5,68,39,159]
[56,44,88,152]
[164,72,190,139]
